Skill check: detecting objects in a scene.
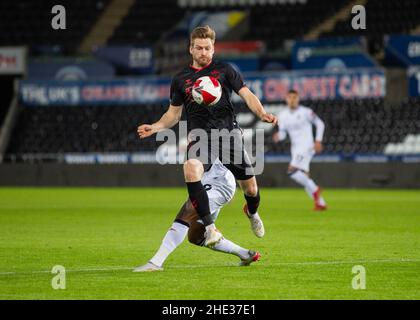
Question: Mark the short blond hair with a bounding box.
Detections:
[190,25,216,46]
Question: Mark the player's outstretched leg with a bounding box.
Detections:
[288,168,327,211]
[239,250,261,266]
[133,261,163,272]
[184,159,223,246]
[188,223,261,266]
[238,178,265,237]
[212,239,261,266]
[133,220,189,272]
[312,186,327,211]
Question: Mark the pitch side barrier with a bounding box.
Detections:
[4,152,420,165]
[0,161,419,188]
[1,152,420,188]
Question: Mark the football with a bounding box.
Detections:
[192,76,222,106]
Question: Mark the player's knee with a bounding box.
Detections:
[183,159,204,182]
[188,221,206,246]
[244,184,258,197]
[188,231,205,246]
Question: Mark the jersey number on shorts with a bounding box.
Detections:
[295,155,304,163]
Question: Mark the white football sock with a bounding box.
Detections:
[208,238,249,260]
[249,212,261,220]
[290,170,318,199]
[205,223,216,231]
[149,222,189,267]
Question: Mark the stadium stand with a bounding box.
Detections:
[0,0,109,54]
[6,98,420,158]
[108,0,184,45]
[2,0,420,162]
[0,107,8,128]
[6,104,168,155]
[320,0,420,55]
[1,0,417,55]
[0,76,15,126]
[162,0,351,49]
[244,0,351,49]
[255,98,420,154]
[322,0,420,39]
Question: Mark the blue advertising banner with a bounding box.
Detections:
[238,68,385,101]
[14,152,420,164]
[61,152,420,164]
[19,68,385,106]
[94,46,154,74]
[292,38,377,70]
[19,77,171,106]
[385,35,420,67]
[408,67,420,97]
[28,60,115,80]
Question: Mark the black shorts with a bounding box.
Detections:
[186,128,255,181]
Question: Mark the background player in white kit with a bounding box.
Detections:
[273,90,327,211]
[133,158,260,272]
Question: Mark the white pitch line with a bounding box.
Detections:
[0,266,133,276]
[0,258,418,276]
[268,258,420,266]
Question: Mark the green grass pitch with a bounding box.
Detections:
[0,187,419,299]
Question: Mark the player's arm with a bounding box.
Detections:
[137,104,183,139]
[238,87,278,125]
[309,111,325,153]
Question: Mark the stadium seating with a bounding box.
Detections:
[0,107,8,127]
[320,0,420,55]
[2,0,418,56]
[176,0,349,49]
[0,76,15,126]
[323,0,420,39]
[204,0,420,52]
[243,0,350,49]
[6,104,168,155]
[108,0,184,45]
[0,0,109,53]
[267,98,420,154]
[6,98,420,159]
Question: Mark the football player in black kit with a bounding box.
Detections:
[138,25,277,248]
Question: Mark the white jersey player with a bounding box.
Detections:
[273,90,327,211]
[133,158,260,272]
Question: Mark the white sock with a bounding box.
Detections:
[304,185,316,199]
[290,171,318,199]
[149,222,189,267]
[249,212,261,220]
[205,223,216,232]
[209,238,250,260]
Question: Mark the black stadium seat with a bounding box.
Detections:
[320,0,420,55]
[0,0,109,53]
[108,0,184,45]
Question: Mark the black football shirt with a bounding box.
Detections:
[170,60,245,133]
